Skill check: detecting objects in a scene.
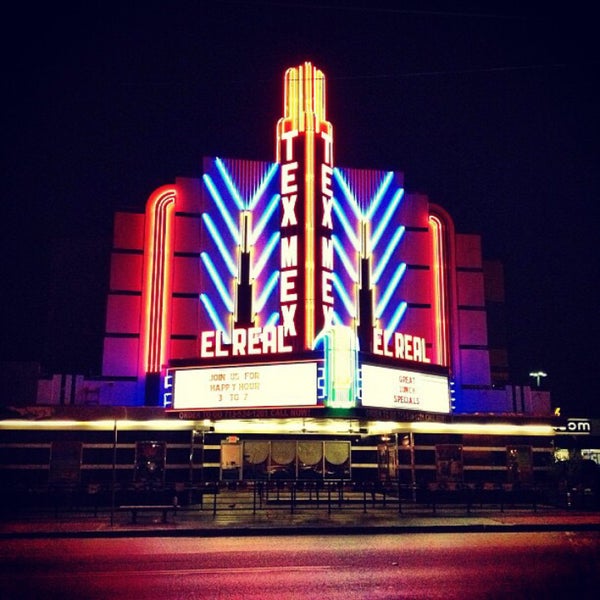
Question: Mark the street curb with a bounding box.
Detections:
[2,521,600,539]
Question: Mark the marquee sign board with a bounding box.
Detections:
[171,361,319,410]
[360,363,450,414]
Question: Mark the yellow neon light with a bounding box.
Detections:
[0,418,555,438]
[305,81,315,345]
[394,421,555,437]
[0,419,199,431]
[235,210,254,324]
[360,219,370,258]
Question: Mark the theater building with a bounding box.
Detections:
[1,63,559,497]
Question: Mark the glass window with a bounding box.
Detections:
[435,444,463,483]
[506,445,532,485]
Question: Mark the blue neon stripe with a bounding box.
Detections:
[366,171,394,220]
[265,311,280,327]
[333,168,361,220]
[255,270,280,313]
[215,157,245,211]
[332,235,358,281]
[200,252,234,313]
[371,188,404,251]
[253,231,280,280]
[385,301,408,343]
[333,200,359,250]
[373,226,405,284]
[199,293,230,341]
[332,272,356,318]
[249,163,279,211]
[251,194,279,245]
[376,262,407,318]
[203,174,239,242]
[201,213,236,277]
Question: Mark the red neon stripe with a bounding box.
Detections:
[143,188,176,374]
[429,214,449,366]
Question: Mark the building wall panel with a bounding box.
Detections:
[455,234,482,268]
[102,338,140,377]
[459,349,491,386]
[173,215,202,254]
[105,295,141,334]
[458,310,488,346]
[171,296,200,336]
[172,256,202,295]
[113,212,145,250]
[109,253,143,292]
[456,271,485,307]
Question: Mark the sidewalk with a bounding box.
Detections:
[2,502,600,539]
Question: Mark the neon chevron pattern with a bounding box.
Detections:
[200,158,281,340]
[197,159,415,350]
[332,167,407,340]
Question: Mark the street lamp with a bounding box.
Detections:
[529,370,548,387]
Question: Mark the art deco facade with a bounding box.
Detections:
[6,63,558,494]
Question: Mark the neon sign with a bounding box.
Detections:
[142,186,176,374]
[156,61,454,411]
[172,362,319,409]
[199,326,292,358]
[361,363,450,413]
[276,63,335,350]
[195,63,444,365]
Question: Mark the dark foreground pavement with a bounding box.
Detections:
[2,501,599,539]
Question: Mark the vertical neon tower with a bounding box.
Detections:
[428,214,449,366]
[276,62,335,352]
[140,185,177,400]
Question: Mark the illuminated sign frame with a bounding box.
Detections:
[360,363,451,414]
[170,361,320,410]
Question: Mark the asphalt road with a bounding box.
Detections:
[1,531,598,599]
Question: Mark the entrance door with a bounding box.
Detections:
[221,442,243,481]
[377,443,396,483]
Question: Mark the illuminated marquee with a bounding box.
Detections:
[159,61,454,411]
[171,362,319,409]
[361,363,450,414]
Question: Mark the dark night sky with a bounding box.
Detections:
[1,1,598,416]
